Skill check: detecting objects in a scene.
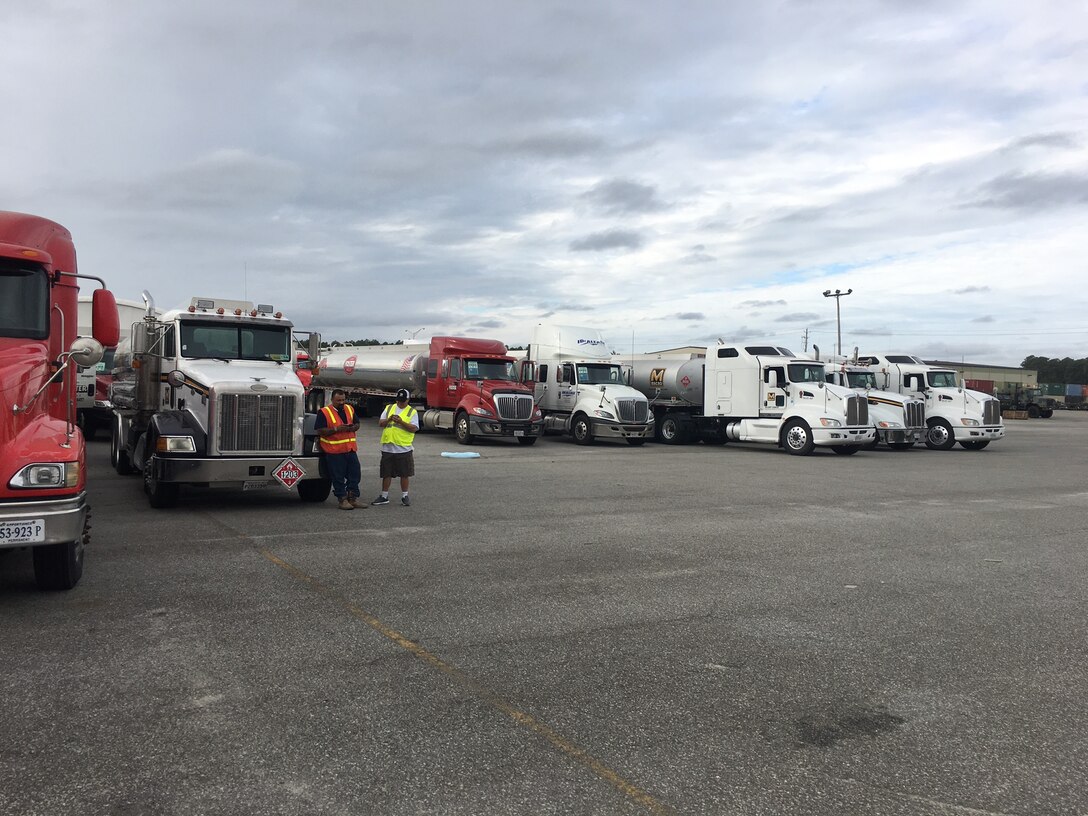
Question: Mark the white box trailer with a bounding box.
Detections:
[629,343,875,455]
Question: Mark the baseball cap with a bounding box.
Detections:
[396,388,410,401]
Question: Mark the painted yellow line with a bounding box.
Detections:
[260,548,673,815]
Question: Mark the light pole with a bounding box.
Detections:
[822,288,853,357]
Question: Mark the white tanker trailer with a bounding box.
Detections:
[311,337,543,444]
[627,343,874,455]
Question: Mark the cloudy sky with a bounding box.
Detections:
[4,1,1087,365]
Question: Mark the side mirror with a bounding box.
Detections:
[307,333,321,361]
[69,337,104,369]
[92,289,120,347]
[167,370,186,388]
[766,369,779,389]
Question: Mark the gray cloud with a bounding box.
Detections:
[775,312,820,322]
[582,179,665,214]
[1006,132,1079,151]
[569,229,644,252]
[468,319,505,330]
[969,171,1088,210]
[739,299,787,308]
[680,252,716,265]
[971,315,996,323]
[955,286,991,294]
[673,312,705,320]
[852,327,894,336]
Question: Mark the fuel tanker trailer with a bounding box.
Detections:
[629,343,874,455]
[312,336,544,445]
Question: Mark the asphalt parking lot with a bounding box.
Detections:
[2,413,1087,815]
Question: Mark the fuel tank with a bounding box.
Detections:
[312,343,429,396]
[628,355,705,406]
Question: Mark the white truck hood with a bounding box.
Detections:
[179,359,304,394]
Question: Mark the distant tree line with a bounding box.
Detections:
[320,339,403,348]
[1021,356,1088,384]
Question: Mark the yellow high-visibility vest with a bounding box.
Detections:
[380,404,417,447]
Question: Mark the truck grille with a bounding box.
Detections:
[846,394,869,426]
[495,394,534,421]
[615,398,648,423]
[217,394,296,453]
[983,398,1001,426]
[905,401,925,428]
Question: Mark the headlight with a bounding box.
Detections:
[593,409,615,419]
[471,407,494,417]
[533,407,542,419]
[156,436,197,452]
[876,421,903,429]
[960,418,980,427]
[9,461,80,489]
[819,418,842,428]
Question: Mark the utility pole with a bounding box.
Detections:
[822,288,853,357]
[801,328,809,352]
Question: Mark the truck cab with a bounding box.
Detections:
[858,354,1004,450]
[110,296,330,506]
[523,325,654,446]
[821,359,925,450]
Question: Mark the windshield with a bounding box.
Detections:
[787,363,827,384]
[464,358,517,381]
[180,321,291,361]
[577,363,623,384]
[846,371,878,389]
[0,261,49,339]
[928,371,958,388]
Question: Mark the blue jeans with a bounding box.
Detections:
[325,452,361,499]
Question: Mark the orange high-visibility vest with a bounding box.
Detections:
[319,404,358,454]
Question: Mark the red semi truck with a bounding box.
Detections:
[312,336,544,444]
[1,211,119,590]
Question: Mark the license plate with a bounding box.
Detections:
[514,430,525,437]
[243,480,269,491]
[0,519,46,544]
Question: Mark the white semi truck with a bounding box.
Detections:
[857,354,1004,450]
[628,343,875,455]
[110,295,330,507]
[520,325,655,445]
[815,350,925,450]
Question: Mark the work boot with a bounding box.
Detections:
[338,497,354,510]
[348,494,363,509]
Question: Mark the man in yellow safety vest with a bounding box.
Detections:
[371,388,419,506]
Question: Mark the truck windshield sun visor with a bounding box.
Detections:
[0,262,49,339]
[179,321,291,361]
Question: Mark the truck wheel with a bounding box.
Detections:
[455,412,475,445]
[33,514,88,591]
[111,420,136,475]
[831,445,860,455]
[571,415,594,445]
[516,436,538,446]
[144,460,180,509]
[959,441,990,450]
[1027,404,1041,418]
[782,419,815,455]
[298,478,332,502]
[1041,409,1053,418]
[924,419,956,451]
[887,442,915,451]
[657,415,686,445]
[626,437,647,447]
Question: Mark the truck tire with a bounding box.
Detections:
[626,437,647,447]
[516,436,538,446]
[144,460,180,509]
[455,412,475,445]
[111,419,136,475]
[298,478,333,502]
[831,445,860,455]
[1041,409,1053,418]
[781,419,815,456]
[571,414,593,446]
[924,419,956,451]
[657,415,686,445]
[959,441,990,450]
[887,442,915,451]
[32,514,88,591]
[1027,404,1041,418]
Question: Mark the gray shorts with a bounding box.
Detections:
[380,451,415,478]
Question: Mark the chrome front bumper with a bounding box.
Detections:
[590,419,656,439]
[469,418,544,438]
[0,493,88,550]
[150,455,324,485]
[880,428,922,444]
[954,425,1005,442]
[812,426,876,447]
